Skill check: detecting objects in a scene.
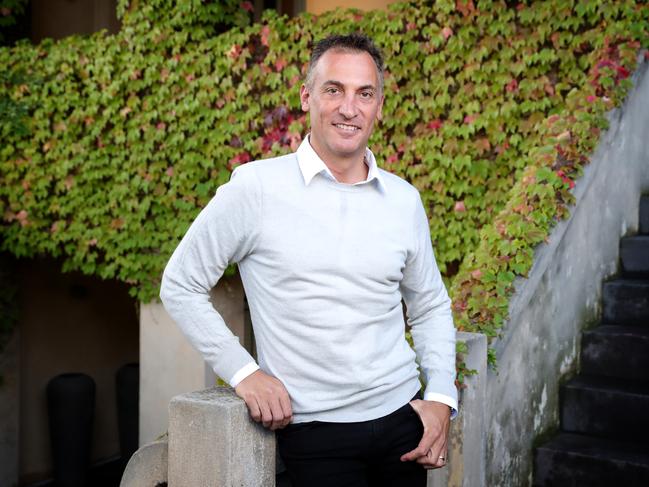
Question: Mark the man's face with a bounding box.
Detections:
[300,50,384,164]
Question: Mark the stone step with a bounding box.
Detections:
[534,433,649,487]
[603,279,649,326]
[561,375,649,444]
[276,472,292,487]
[621,236,649,277]
[640,195,649,235]
[581,325,649,381]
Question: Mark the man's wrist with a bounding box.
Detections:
[423,391,458,419]
[229,362,260,388]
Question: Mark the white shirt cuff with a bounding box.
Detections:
[423,392,458,420]
[229,362,260,388]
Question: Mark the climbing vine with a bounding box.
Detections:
[450,35,644,365]
[0,1,647,366]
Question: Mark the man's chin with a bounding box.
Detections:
[329,136,368,155]
[331,144,365,159]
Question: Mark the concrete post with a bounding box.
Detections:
[429,331,488,487]
[168,387,275,487]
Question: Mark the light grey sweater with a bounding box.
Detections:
[160,141,458,423]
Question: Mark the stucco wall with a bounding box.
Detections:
[17,258,139,485]
[485,56,649,485]
[139,273,247,445]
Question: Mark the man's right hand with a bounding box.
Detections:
[234,369,293,430]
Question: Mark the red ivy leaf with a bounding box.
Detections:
[229,152,252,169]
[261,25,270,47]
[616,66,630,79]
[275,57,287,71]
[556,170,575,189]
[228,44,242,59]
[428,119,443,130]
[455,0,475,17]
[463,114,477,124]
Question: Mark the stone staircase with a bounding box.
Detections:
[534,196,649,486]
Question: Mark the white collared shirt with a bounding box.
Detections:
[296,135,387,192]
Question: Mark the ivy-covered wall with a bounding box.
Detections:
[0,0,647,352]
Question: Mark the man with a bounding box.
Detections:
[160,33,457,486]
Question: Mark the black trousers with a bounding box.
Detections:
[276,394,427,487]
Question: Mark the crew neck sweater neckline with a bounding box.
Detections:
[308,168,383,194]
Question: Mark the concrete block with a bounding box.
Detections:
[429,331,487,487]
[168,387,275,487]
[120,439,168,487]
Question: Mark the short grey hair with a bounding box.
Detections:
[305,33,385,93]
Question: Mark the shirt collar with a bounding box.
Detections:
[296,135,386,192]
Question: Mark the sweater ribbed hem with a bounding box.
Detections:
[290,380,421,424]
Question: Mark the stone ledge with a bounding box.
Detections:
[120,439,168,487]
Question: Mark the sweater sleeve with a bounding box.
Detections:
[399,194,458,415]
[159,166,260,384]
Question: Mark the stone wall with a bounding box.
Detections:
[484,55,649,485]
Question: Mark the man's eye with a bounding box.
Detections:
[360,91,374,98]
[325,87,339,94]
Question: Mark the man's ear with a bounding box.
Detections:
[376,93,385,121]
[300,84,310,112]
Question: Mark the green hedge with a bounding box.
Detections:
[0,1,647,356]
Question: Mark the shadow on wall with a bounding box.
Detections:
[13,257,139,486]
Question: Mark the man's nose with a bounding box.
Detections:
[338,94,357,119]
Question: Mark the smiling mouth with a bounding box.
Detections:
[333,123,361,132]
